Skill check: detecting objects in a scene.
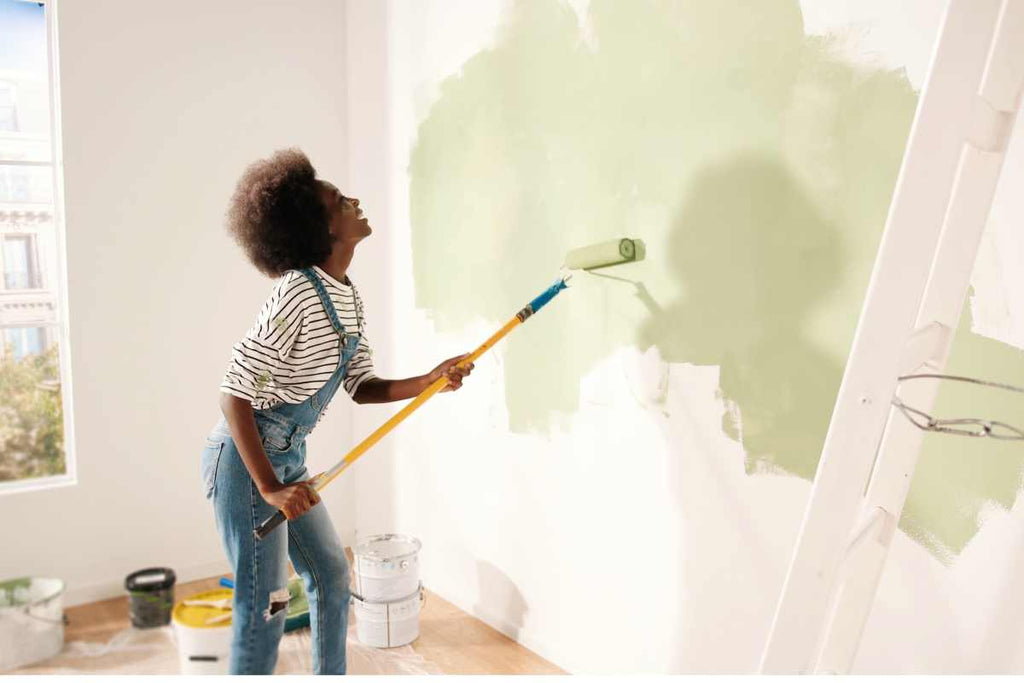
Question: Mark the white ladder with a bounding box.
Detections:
[760,0,1024,674]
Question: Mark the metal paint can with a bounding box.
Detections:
[352,583,424,649]
[352,534,421,602]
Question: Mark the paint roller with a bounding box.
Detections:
[566,238,660,313]
[253,237,647,540]
[563,238,646,271]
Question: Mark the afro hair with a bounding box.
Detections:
[226,148,333,277]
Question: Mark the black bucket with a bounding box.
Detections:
[125,567,176,628]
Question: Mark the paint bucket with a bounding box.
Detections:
[352,534,421,602]
[171,588,233,674]
[0,577,66,672]
[125,567,176,629]
[352,584,424,649]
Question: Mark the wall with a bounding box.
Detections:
[344,0,401,544]
[0,0,356,607]
[366,0,1024,673]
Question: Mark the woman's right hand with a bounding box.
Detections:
[259,480,321,520]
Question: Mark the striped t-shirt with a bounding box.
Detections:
[220,266,377,410]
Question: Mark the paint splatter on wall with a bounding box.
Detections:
[407,0,1024,558]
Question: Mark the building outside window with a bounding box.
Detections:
[3,234,42,288]
[0,0,73,489]
[3,325,45,359]
[0,82,16,131]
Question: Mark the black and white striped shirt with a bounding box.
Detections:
[220,266,377,409]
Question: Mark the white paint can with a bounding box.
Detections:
[352,584,424,649]
[171,589,233,675]
[352,534,421,602]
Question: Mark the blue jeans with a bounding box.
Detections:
[201,268,359,674]
[201,422,351,674]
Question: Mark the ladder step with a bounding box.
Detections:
[968,96,1015,152]
[898,322,951,376]
[978,0,1024,113]
[841,507,893,580]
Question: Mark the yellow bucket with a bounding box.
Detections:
[171,588,233,674]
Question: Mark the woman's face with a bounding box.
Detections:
[320,180,372,243]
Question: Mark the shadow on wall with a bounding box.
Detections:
[641,154,843,480]
[474,559,529,642]
[643,154,842,672]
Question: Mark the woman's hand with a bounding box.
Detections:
[428,353,475,392]
[259,478,321,520]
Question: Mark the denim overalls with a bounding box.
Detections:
[200,267,360,675]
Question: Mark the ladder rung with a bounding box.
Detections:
[898,322,951,376]
[841,507,892,579]
[978,0,1024,113]
[968,96,1015,152]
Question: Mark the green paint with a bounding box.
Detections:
[0,577,32,607]
[903,310,1024,559]
[285,575,311,632]
[408,0,1024,556]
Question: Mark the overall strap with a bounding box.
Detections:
[298,268,345,335]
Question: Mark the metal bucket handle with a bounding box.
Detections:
[15,604,68,626]
[349,582,426,609]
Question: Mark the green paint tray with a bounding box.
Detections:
[284,575,309,633]
[217,574,309,632]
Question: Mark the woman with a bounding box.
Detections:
[201,148,472,674]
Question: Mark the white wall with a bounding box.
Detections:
[354,0,1024,674]
[344,0,401,544]
[0,0,356,607]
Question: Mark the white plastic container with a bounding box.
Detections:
[0,577,65,672]
[352,584,424,649]
[352,534,421,602]
[171,588,233,675]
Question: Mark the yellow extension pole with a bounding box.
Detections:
[313,315,521,491]
[254,277,569,540]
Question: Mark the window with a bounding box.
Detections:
[0,165,53,203]
[0,83,15,131]
[0,0,72,491]
[3,234,42,289]
[3,325,45,359]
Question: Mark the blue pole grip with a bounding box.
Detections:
[526,278,569,316]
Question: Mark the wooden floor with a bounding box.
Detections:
[52,568,562,675]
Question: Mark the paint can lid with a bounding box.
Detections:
[353,534,422,564]
[0,577,64,608]
[125,567,176,592]
[171,588,233,629]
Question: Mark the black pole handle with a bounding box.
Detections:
[254,510,286,541]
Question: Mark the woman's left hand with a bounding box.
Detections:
[429,353,474,392]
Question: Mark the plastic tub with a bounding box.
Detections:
[171,588,233,674]
[125,567,176,629]
[0,577,66,672]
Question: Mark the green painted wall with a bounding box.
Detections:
[408,0,1024,558]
